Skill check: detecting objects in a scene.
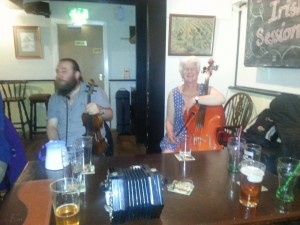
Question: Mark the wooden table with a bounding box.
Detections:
[1,151,300,225]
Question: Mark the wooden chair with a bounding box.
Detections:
[29,93,51,140]
[0,80,30,139]
[223,92,253,137]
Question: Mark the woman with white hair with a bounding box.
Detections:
[160,56,225,153]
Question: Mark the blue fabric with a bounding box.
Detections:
[4,116,27,189]
[0,93,11,166]
[0,92,27,190]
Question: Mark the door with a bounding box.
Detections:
[57,24,105,89]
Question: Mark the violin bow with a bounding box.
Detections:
[175,111,198,137]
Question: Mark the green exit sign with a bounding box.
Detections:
[68,8,89,20]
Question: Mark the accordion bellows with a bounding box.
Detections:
[103,165,164,224]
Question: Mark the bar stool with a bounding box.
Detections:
[0,80,30,139]
[29,93,51,140]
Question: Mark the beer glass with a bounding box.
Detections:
[73,136,93,173]
[243,143,262,161]
[50,178,80,225]
[276,157,300,203]
[239,159,266,207]
[179,136,193,159]
[227,137,246,173]
[66,147,86,193]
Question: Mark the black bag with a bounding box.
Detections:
[116,89,131,135]
[270,94,300,159]
[243,109,279,148]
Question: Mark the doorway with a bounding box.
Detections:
[57,24,105,90]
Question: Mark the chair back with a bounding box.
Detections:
[223,92,253,136]
[0,80,27,101]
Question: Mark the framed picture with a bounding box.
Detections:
[13,26,42,59]
[168,14,216,56]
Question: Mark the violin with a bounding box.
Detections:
[82,79,108,155]
[181,58,225,151]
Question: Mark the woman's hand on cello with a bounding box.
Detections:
[167,132,177,144]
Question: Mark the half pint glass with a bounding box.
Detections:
[239,160,266,208]
[50,178,80,225]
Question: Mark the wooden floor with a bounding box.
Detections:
[22,130,146,161]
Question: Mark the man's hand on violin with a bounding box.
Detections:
[85,103,113,121]
[85,102,101,115]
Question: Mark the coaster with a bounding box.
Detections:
[83,164,95,174]
[167,180,194,195]
[175,154,195,161]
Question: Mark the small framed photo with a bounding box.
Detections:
[168,14,216,56]
[13,26,42,59]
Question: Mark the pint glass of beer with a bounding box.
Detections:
[50,178,80,225]
[239,160,266,208]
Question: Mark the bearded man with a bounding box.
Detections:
[46,58,113,155]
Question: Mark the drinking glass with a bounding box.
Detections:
[50,178,80,225]
[179,136,193,159]
[243,143,262,161]
[239,159,266,208]
[66,147,86,193]
[227,137,246,173]
[73,136,93,174]
[276,157,300,203]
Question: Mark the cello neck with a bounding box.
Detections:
[196,59,218,127]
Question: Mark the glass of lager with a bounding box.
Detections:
[50,178,80,225]
[239,159,266,207]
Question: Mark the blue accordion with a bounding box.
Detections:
[103,165,164,224]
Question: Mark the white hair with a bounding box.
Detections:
[179,56,201,75]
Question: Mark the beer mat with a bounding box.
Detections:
[175,154,195,161]
[236,181,268,191]
[17,180,52,225]
[83,164,95,174]
[167,180,194,195]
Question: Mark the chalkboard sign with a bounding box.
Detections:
[244,0,300,67]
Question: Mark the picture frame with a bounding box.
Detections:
[168,14,216,56]
[13,26,42,59]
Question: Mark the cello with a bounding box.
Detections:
[182,59,225,151]
[82,79,108,155]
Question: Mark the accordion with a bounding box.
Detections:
[103,165,165,224]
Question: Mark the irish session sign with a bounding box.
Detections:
[244,0,300,67]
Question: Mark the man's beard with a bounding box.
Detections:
[55,76,78,97]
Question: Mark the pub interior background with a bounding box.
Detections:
[1,0,300,153]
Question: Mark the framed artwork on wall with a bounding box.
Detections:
[168,14,216,56]
[13,26,42,59]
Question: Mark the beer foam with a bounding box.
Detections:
[241,166,264,183]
